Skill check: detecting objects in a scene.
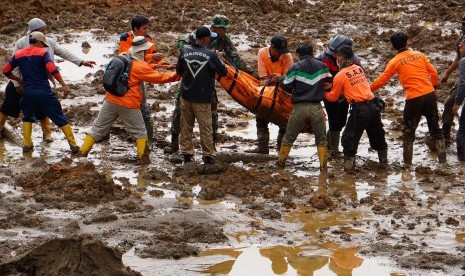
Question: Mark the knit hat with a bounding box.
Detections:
[129,36,153,55]
[28,18,47,35]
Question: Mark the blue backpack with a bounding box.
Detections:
[103,53,132,96]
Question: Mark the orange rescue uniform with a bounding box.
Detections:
[257,47,293,79]
[370,49,438,100]
[105,59,180,109]
[119,31,159,63]
[325,64,374,103]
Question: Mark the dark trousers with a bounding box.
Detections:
[1,81,46,120]
[403,92,443,142]
[457,104,465,148]
[341,100,387,157]
[256,117,286,135]
[20,88,68,127]
[324,98,349,131]
[441,84,457,127]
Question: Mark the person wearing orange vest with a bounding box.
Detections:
[325,45,388,172]
[119,15,166,149]
[247,35,294,154]
[79,37,180,164]
[371,32,445,165]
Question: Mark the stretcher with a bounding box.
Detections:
[218,65,313,133]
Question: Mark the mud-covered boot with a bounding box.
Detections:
[164,134,179,154]
[457,145,465,162]
[343,155,355,172]
[317,146,328,171]
[22,122,34,153]
[183,154,193,163]
[40,117,53,143]
[403,140,413,166]
[328,131,341,159]
[442,124,452,141]
[277,144,291,168]
[0,112,7,139]
[276,130,285,152]
[79,134,95,157]
[61,124,79,154]
[246,128,269,154]
[136,138,150,164]
[145,121,155,149]
[378,149,388,169]
[435,139,446,163]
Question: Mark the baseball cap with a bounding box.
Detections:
[270,35,289,54]
[195,26,218,39]
[29,31,49,47]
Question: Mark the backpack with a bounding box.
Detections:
[103,53,132,96]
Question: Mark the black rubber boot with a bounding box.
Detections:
[164,134,179,154]
[403,140,413,165]
[457,146,465,162]
[442,124,451,140]
[246,128,269,154]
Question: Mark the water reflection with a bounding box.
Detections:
[200,245,403,276]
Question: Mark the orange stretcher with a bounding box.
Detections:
[218,65,313,133]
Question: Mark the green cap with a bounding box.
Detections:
[211,15,230,29]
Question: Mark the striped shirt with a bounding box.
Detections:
[281,56,332,103]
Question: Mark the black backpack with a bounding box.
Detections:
[103,53,132,96]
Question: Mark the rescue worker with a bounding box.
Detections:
[325,45,388,171]
[164,15,252,154]
[316,35,363,158]
[440,14,465,141]
[0,18,95,142]
[371,32,445,165]
[79,36,180,164]
[2,32,79,153]
[278,43,332,170]
[119,15,165,149]
[452,38,465,161]
[176,26,227,165]
[247,35,294,154]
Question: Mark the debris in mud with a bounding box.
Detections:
[397,251,465,271]
[445,217,460,226]
[0,236,141,276]
[15,161,132,206]
[131,211,228,259]
[258,209,282,220]
[310,195,333,210]
[63,103,99,127]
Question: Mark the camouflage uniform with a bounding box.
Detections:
[165,16,252,153]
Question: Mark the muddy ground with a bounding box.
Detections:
[0,0,465,275]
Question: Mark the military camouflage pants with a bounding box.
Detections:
[170,88,218,141]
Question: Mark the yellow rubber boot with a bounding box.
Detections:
[79,134,95,157]
[40,117,53,143]
[22,122,34,152]
[317,146,328,171]
[61,124,79,153]
[136,138,150,164]
[277,145,291,168]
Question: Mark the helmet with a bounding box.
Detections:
[211,15,230,29]
[327,35,352,54]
